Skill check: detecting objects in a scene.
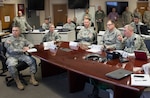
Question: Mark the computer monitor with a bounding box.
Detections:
[140,25,149,35]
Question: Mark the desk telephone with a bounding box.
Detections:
[84,53,107,62]
[84,52,129,63]
[106,51,129,63]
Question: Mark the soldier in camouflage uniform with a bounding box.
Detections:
[42,18,50,30]
[118,24,148,54]
[133,8,142,21]
[130,16,144,34]
[13,11,32,34]
[77,18,95,46]
[95,6,105,32]
[4,26,38,90]
[42,24,61,42]
[83,9,92,20]
[122,7,133,26]
[143,6,150,29]
[101,20,122,50]
[63,18,76,30]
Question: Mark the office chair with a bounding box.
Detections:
[56,22,64,26]
[0,42,7,76]
[0,42,30,86]
[144,39,150,53]
[92,33,97,44]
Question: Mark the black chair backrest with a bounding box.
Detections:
[57,22,64,26]
[144,39,150,53]
[0,42,7,71]
[93,33,97,44]
[0,42,7,61]
[140,25,149,35]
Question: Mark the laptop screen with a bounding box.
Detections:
[134,50,147,60]
[140,25,149,35]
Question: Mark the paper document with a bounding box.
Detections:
[69,41,79,50]
[76,26,84,29]
[142,63,150,74]
[131,74,150,87]
[27,48,37,53]
[56,26,63,29]
[43,41,55,50]
[86,45,102,53]
[32,30,49,33]
[98,31,105,36]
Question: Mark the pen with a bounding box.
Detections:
[134,75,144,78]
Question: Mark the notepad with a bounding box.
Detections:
[105,69,133,80]
[131,74,150,87]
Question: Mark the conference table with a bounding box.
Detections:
[31,42,149,98]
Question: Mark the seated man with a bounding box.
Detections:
[4,25,39,90]
[82,15,94,27]
[118,24,149,54]
[130,15,144,34]
[63,18,76,30]
[77,18,95,48]
[143,6,150,30]
[42,23,61,42]
[100,20,122,50]
[41,18,50,30]
[71,17,77,26]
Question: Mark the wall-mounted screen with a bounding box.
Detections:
[68,0,89,9]
[106,1,128,15]
[28,0,45,10]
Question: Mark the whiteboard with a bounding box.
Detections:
[75,6,96,25]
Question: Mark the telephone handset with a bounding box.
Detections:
[84,53,107,62]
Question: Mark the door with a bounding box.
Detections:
[53,4,67,26]
[137,2,149,16]
[0,4,15,30]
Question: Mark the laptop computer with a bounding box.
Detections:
[134,50,147,60]
[105,68,133,80]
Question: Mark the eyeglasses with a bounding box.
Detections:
[106,24,113,26]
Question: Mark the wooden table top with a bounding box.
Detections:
[32,42,148,92]
[0,32,10,36]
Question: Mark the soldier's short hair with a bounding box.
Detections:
[124,24,134,32]
[12,24,20,29]
[134,15,140,19]
[45,18,49,20]
[49,23,55,28]
[107,19,116,25]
